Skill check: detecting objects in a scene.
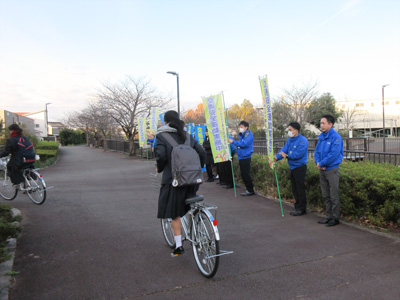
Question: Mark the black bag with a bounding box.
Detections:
[161,132,203,187]
[14,136,36,167]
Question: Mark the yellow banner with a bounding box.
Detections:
[202,93,230,163]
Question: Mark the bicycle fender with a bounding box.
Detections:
[202,209,220,241]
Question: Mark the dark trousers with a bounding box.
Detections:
[320,168,340,220]
[219,161,233,186]
[206,164,214,180]
[239,158,253,193]
[290,165,307,212]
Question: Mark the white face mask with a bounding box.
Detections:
[239,127,245,133]
[288,130,294,138]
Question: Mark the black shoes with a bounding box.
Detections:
[240,191,255,196]
[171,246,185,257]
[205,178,214,182]
[326,219,340,227]
[317,218,330,224]
[290,210,306,216]
[223,185,233,189]
[216,181,226,185]
[317,218,340,226]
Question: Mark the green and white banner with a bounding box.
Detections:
[138,117,147,148]
[202,93,230,163]
[259,75,274,169]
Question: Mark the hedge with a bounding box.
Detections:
[36,140,59,150]
[233,154,400,228]
[35,149,58,161]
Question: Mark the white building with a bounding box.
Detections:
[336,97,400,137]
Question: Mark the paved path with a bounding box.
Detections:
[2,146,400,300]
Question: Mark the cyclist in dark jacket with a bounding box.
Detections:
[0,124,28,185]
[155,111,206,257]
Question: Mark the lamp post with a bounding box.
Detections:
[45,102,51,137]
[167,71,180,117]
[382,85,389,152]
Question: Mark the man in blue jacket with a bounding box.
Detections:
[314,114,344,227]
[274,122,309,216]
[228,120,255,196]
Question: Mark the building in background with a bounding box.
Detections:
[0,110,35,135]
[336,97,400,137]
[48,122,64,141]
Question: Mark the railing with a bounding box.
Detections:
[99,138,400,166]
[254,138,400,166]
[99,139,154,158]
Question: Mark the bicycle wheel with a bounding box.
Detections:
[161,218,175,249]
[25,169,46,205]
[192,211,219,278]
[0,169,18,200]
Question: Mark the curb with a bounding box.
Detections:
[0,208,21,300]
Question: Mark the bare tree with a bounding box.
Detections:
[64,108,99,147]
[340,104,358,131]
[281,81,319,127]
[94,76,172,155]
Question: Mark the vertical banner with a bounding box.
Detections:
[195,125,206,145]
[159,112,166,125]
[149,107,159,132]
[202,93,230,163]
[186,124,195,136]
[259,75,274,169]
[138,117,147,148]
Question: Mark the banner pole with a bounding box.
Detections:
[221,91,237,197]
[274,164,284,217]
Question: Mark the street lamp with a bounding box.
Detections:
[167,71,180,117]
[45,102,52,137]
[382,84,389,137]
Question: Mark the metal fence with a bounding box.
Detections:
[254,137,400,166]
[99,137,400,166]
[99,139,154,158]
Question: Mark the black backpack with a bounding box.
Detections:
[161,132,203,187]
[14,136,36,167]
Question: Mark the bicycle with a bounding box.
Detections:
[0,156,47,205]
[161,194,232,278]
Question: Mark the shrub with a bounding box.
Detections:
[0,204,22,263]
[233,154,400,228]
[59,129,86,146]
[36,140,59,150]
[35,149,58,161]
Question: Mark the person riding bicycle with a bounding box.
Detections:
[0,124,34,187]
[155,110,206,257]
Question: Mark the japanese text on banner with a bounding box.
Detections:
[149,108,159,132]
[138,117,147,148]
[195,125,206,145]
[259,76,274,168]
[202,94,230,163]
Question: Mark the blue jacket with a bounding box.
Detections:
[230,143,237,156]
[276,134,308,170]
[231,129,253,160]
[314,127,344,170]
[147,138,157,148]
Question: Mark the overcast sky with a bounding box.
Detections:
[1,0,399,121]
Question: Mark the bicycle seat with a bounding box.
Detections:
[185,195,204,205]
